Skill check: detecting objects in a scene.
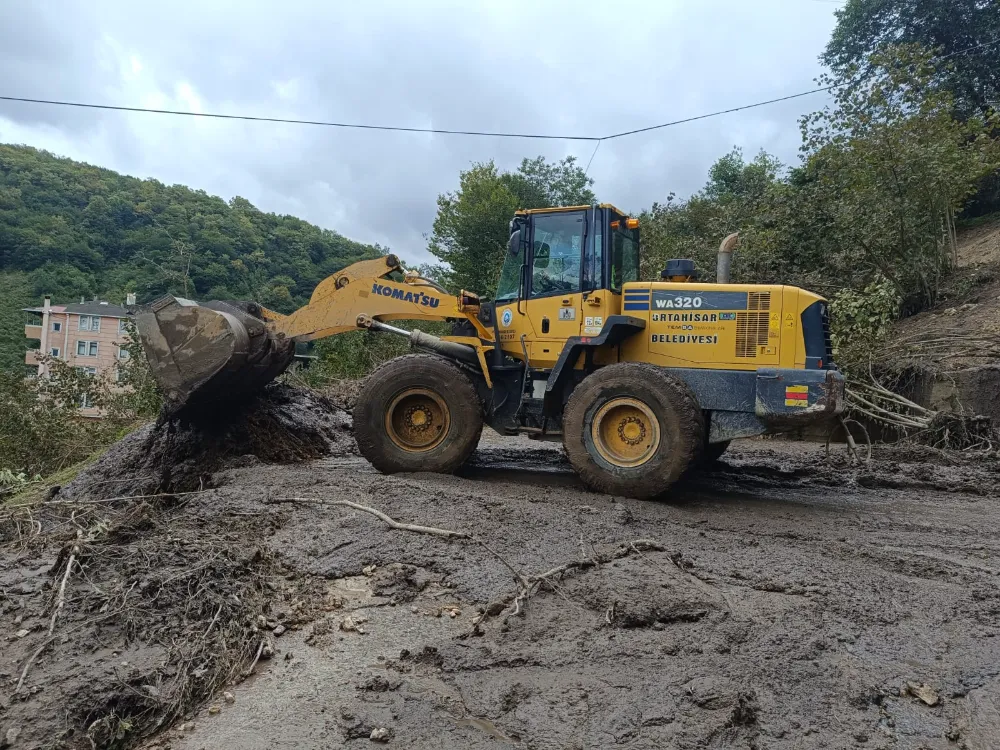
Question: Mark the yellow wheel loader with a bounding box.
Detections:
[135,204,844,499]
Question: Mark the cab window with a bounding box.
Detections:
[495,241,524,302]
[610,221,640,292]
[531,212,584,297]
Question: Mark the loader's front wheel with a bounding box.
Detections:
[355,354,483,474]
[563,364,704,499]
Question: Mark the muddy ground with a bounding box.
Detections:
[3,393,1000,750]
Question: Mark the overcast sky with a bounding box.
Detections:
[0,0,840,265]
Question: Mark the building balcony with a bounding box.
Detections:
[25,349,43,365]
[25,324,41,339]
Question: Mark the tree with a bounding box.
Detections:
[639,149,783,282]
[638,43,1000,363]
[427,156,595,295]
[801,44,1000,305]
[823,0,1000,120]
[0,144,382,368]
[508,155,596,207]
[0,272,35,371]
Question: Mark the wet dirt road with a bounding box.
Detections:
[155,435,1000,750]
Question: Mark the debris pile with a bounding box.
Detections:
[62,384,353,501]
[846,376,997,451]
[0,385,349,748]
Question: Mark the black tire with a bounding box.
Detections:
[354,354,483,474]
[562,363,705,499]
[702,439,731,464]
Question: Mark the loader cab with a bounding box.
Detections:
[495,205,640,367]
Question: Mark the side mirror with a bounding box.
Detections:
[507,229,522,256]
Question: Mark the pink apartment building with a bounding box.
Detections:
[24,294,136,417]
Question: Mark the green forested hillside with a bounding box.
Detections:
[0,144,380,369]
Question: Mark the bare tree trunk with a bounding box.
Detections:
[948,206,959,268]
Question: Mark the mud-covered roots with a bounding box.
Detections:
[1,490,294,749]
[918,412,996,451]
[82,505,274,748]
[0,385,351,748]
[62,384,353,500]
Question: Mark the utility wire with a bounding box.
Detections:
[0,96,601,141]
[605,36,1000,140]
[603,87,837,140]
[1,38,998,144]
[584,140,602,176]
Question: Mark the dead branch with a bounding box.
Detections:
[852,380,934,415]
[271,497,468,539]
[245,638,267,677]
[846,389,929,428]
[15,637,56,694]
[482,539,667,628]
[203,603,224,640]
[48,531,82,636]
[5,488,215,511]
[272,496,532,587]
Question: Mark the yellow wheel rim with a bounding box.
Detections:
[591,397,660,468]
[385,388,450,453]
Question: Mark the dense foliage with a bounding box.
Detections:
[0,144,380,368]
[639,46,1000,365]
[427,156,595,295]
[824,0,1000,121]
[824,0,1000,217]
[0,318,164,482]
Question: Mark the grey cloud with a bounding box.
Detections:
[0,0,839,266]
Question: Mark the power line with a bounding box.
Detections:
[602,86,837,140]
[604,36,1000,141]
[0,96,601,141]
[584,140,602,177]
[1,37,998,146]
[0,88,839,143]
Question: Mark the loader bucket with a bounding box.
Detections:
[135,296,295,414]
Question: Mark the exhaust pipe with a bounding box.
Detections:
[717,233,739,284]
[357,315,479,363]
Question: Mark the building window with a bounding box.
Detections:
[25,366,38,379]
[118,346,130,360]
[119,319,129,333]
[79,393,94,409]
[53,322,62,332]
[79,315,101,332]
[77,341,99,357]
[50,347,60,357]
[75,366,97,376]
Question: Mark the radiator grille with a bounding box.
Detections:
[736,312,769,357]
[748,292,771,311]
[821,303,833,361]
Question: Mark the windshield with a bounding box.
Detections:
[495,240,524,301]
[610,224,640,292]
[531,211,584,296]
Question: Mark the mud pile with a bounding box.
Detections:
[0,385,350,748]
[62,383,354,501]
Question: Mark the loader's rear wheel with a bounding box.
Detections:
[355,354,483,474]
[563,364,704,499]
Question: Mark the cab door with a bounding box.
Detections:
[523,210,586,366]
